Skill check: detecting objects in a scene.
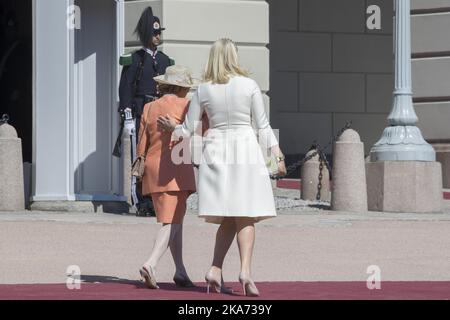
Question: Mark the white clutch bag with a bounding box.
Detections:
[265,154,279,177]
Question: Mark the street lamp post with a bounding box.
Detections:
[366,0,442,213]
[370,0,435,162]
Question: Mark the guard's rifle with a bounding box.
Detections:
[112,113,125,158]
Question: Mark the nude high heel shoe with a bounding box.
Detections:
[140,265,159,289]
[205,269,234,294]
[239,273,260,297]
[205,270,222,294]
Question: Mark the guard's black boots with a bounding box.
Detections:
[136,199,156,217]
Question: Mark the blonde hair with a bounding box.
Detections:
[203,38,249,84]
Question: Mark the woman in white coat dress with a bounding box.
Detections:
[158,39,287,297]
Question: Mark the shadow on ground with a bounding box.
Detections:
[309,204,332,210]
[80,275,227,294]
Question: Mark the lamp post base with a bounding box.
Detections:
[370,126,436,162]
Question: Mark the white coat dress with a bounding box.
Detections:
[172,76,279,224]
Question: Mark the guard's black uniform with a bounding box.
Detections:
[118,48,172,138]
[117,7,172,216]
[117,47,173,216]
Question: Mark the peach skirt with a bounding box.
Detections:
[150,191,190,224]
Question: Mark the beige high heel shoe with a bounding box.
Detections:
[205,269,234,294]
[205,270,222,294]
[140,265,159,289]
[239,273,260,297]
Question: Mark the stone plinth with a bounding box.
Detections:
[366,161,443,213]
[331,129,368,212]
[433,143,450,189]
[0,123,25,211]
[30,201,130,214]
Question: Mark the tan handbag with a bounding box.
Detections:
[131,156,146,179]
[132,108,151,180]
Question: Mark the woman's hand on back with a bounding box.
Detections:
[157,114,177,133]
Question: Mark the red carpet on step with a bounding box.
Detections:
[0,282,449,300]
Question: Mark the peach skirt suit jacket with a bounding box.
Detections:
[137,94,197,224]
[171,76,279,224]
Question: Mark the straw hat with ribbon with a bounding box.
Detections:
[154,65,200,88]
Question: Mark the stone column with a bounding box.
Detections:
[370,0,435,162]
[300,149,331,202]
[366,0,442,213]
[0,118,25,211]
[332,129,367,212]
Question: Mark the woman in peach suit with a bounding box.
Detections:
[137,65,202,289]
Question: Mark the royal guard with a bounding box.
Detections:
[114,6,174,217]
